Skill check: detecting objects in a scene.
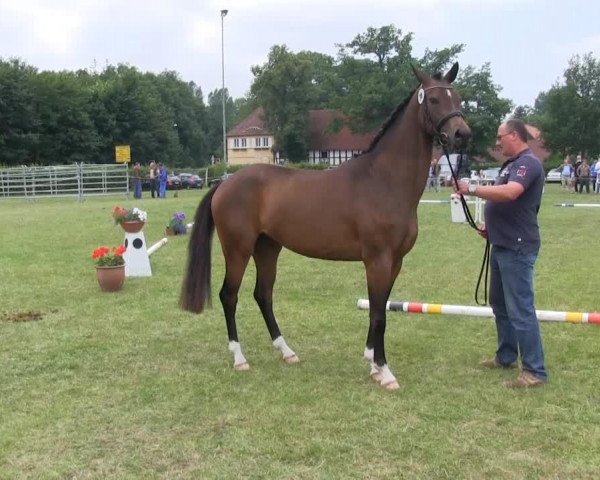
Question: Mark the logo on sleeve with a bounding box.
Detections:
[517,165,527,177]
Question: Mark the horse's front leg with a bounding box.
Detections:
[364,255,401,390]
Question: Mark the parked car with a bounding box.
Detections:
[546,167,562,183]
[179,173,204,189]
[166,174,181,190]
[207,172,234,187]
[480,167,500,182]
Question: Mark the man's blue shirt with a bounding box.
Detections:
[484,148,544,254]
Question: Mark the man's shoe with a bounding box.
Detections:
[504,371,546,389]
[479,357,518,369]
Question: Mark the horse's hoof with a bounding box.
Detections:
[234,362,250,371]
[370,371,383,382]
[382,380,400,390]
[283,354,300,364]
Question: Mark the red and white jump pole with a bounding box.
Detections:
[356,299,600,324]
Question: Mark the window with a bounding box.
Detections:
[241,138,247,148]
[255,137,270,148]
[233,138,240,148]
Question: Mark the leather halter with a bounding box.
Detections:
[420,85,464,143]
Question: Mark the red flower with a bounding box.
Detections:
[113,245,127,256]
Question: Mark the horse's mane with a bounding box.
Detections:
[362,86,418,154]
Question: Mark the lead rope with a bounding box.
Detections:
[441,143,490,306]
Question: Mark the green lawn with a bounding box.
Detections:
[1,184,599,479]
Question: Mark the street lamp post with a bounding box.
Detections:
[221,9,228,173]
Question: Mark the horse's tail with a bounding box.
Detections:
[180,185,218,313]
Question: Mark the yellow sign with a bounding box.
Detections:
[115,145,131,163]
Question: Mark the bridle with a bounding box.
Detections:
[420,85,490,305]
[419,85,465,145]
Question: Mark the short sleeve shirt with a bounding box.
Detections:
[484,149,544,253]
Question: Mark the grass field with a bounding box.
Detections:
[1,183,599,479]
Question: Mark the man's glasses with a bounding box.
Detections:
[496,131,514,141]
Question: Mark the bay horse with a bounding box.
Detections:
[181,63,471,390]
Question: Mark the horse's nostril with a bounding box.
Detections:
[455,128,472,142]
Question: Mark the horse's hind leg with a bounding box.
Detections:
[253,234,299,364]
[220,250,252,370]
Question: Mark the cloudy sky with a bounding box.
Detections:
[1,0,598,108]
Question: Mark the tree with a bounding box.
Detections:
[453,63,513,158]
[0,59,40,165]
[206,88,237,161]
[31,70,100,164]
[334,26,417,132]
[535,53,600,157]
[250,45,327,162]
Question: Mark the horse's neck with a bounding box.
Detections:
[371,104,432,184]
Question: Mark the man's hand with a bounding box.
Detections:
[477,224,488,239]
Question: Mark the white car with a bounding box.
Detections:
[546,168,562,183]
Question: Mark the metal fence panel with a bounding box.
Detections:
[0,163,130,199]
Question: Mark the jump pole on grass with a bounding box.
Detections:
[554,203,600,208]
[147,238,168,256]
[356,299,600,324]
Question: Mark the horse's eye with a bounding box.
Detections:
[429,97,439,105]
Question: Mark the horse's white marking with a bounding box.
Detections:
[446,89,452,97]
[370,363,399,390]
[364,347,374,362]
[418,88,425,104]
[228,341,249,370]
[273,336,299,363]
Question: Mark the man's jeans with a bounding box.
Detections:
[489,245,547,380]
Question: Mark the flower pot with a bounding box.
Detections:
[120,220,145,233]
[96,265,125,292]
[165,227,175,236]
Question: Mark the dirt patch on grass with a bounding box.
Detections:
[1,311,44,322]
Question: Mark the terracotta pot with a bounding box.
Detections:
[96,265,125,292]
[165,227,175,236]
[120,220,145,233]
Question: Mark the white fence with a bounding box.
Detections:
[0,163,130,199]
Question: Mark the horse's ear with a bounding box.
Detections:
[443,62,459,84]
[410,63,428,84]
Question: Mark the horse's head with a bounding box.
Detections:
[411,62,472,151]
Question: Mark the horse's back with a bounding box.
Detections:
[211,164,364,259]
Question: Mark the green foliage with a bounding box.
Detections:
[1,188,599,478]
[0,60,212,168]
[534,53,600,157]
[206,87,238,159]
[454,63,513,158]
[250,45,323,162]
[0,59,40,164]
[248,25,511,160]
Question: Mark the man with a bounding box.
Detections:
[149,161,158,199]
[576,157,591,193]
[455,119,547,388]
[560,156,572,190]
[132,161,142,199]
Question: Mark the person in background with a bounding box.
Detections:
[132,161,142,199]
[149,161,158,199]
[159,163,168,198]
[595,157,600,193]
[576,157,591,193]
[572,154,582,192]
[455,118,547,389]
[430,157,440,192]
[560,156,572,190]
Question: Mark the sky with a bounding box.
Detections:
[1,0,598,108]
